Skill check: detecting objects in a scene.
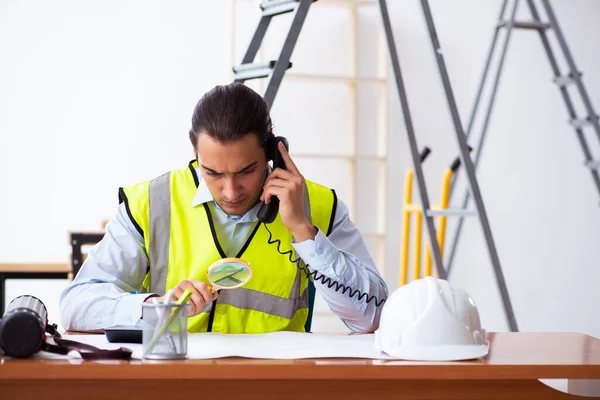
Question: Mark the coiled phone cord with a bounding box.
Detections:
[263,223,386,307]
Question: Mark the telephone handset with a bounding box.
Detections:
[257,136,289,224]
[257,135,385,307]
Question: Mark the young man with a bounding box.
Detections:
[60,83,388,333]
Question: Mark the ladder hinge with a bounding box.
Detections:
[585,160,600,169]
[569,115,599,129]
[498,20,551,30]
[232,60,293,81]
[261,0,299,17]
[553,72,582,87]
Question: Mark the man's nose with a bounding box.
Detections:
[223,177,241,200]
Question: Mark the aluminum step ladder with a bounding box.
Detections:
[232,0,316,107]
[377,0,519,332]
[446,0,600,279]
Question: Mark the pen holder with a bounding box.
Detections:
[142,302,188,360]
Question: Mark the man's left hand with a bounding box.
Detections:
[260,141,317,242]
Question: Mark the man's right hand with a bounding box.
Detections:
[144,279,218,316]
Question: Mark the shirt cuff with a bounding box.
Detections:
[115,293,156,326]
[292,228,338,276]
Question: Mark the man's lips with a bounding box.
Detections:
[223,199,244,207]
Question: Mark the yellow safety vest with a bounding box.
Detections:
[119,160,336,333]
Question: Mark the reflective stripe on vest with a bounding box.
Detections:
[149,172,170,295]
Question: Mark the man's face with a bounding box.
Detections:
[196,132,267,216]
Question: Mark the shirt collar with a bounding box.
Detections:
[191,166,264,222]
[191,168,214,207]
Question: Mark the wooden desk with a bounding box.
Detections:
[0,263,71,314]
[1,332,599,399]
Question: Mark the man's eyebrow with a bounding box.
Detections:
[235,162,258,174]
[201,165,221,174]
[201,162,258,175]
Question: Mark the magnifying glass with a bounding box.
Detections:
[206,257,252,293]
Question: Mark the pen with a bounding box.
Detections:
[145,289,193,355]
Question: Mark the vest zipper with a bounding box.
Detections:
[206,296,218,332]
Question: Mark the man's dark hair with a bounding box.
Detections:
[189,83,274,149]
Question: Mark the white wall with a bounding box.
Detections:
[384,0,600,338]
[0,0,233,261]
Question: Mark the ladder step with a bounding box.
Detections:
[498,20,551,30]
[232,60,292,81]
[426,209,476,217]
[585,160,600,169]
[569,115,599,129]
[553,72,581,87]
[261,0,300,17]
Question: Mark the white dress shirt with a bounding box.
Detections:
[59,168,388,333]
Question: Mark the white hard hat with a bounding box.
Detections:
[374,276,489,361]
